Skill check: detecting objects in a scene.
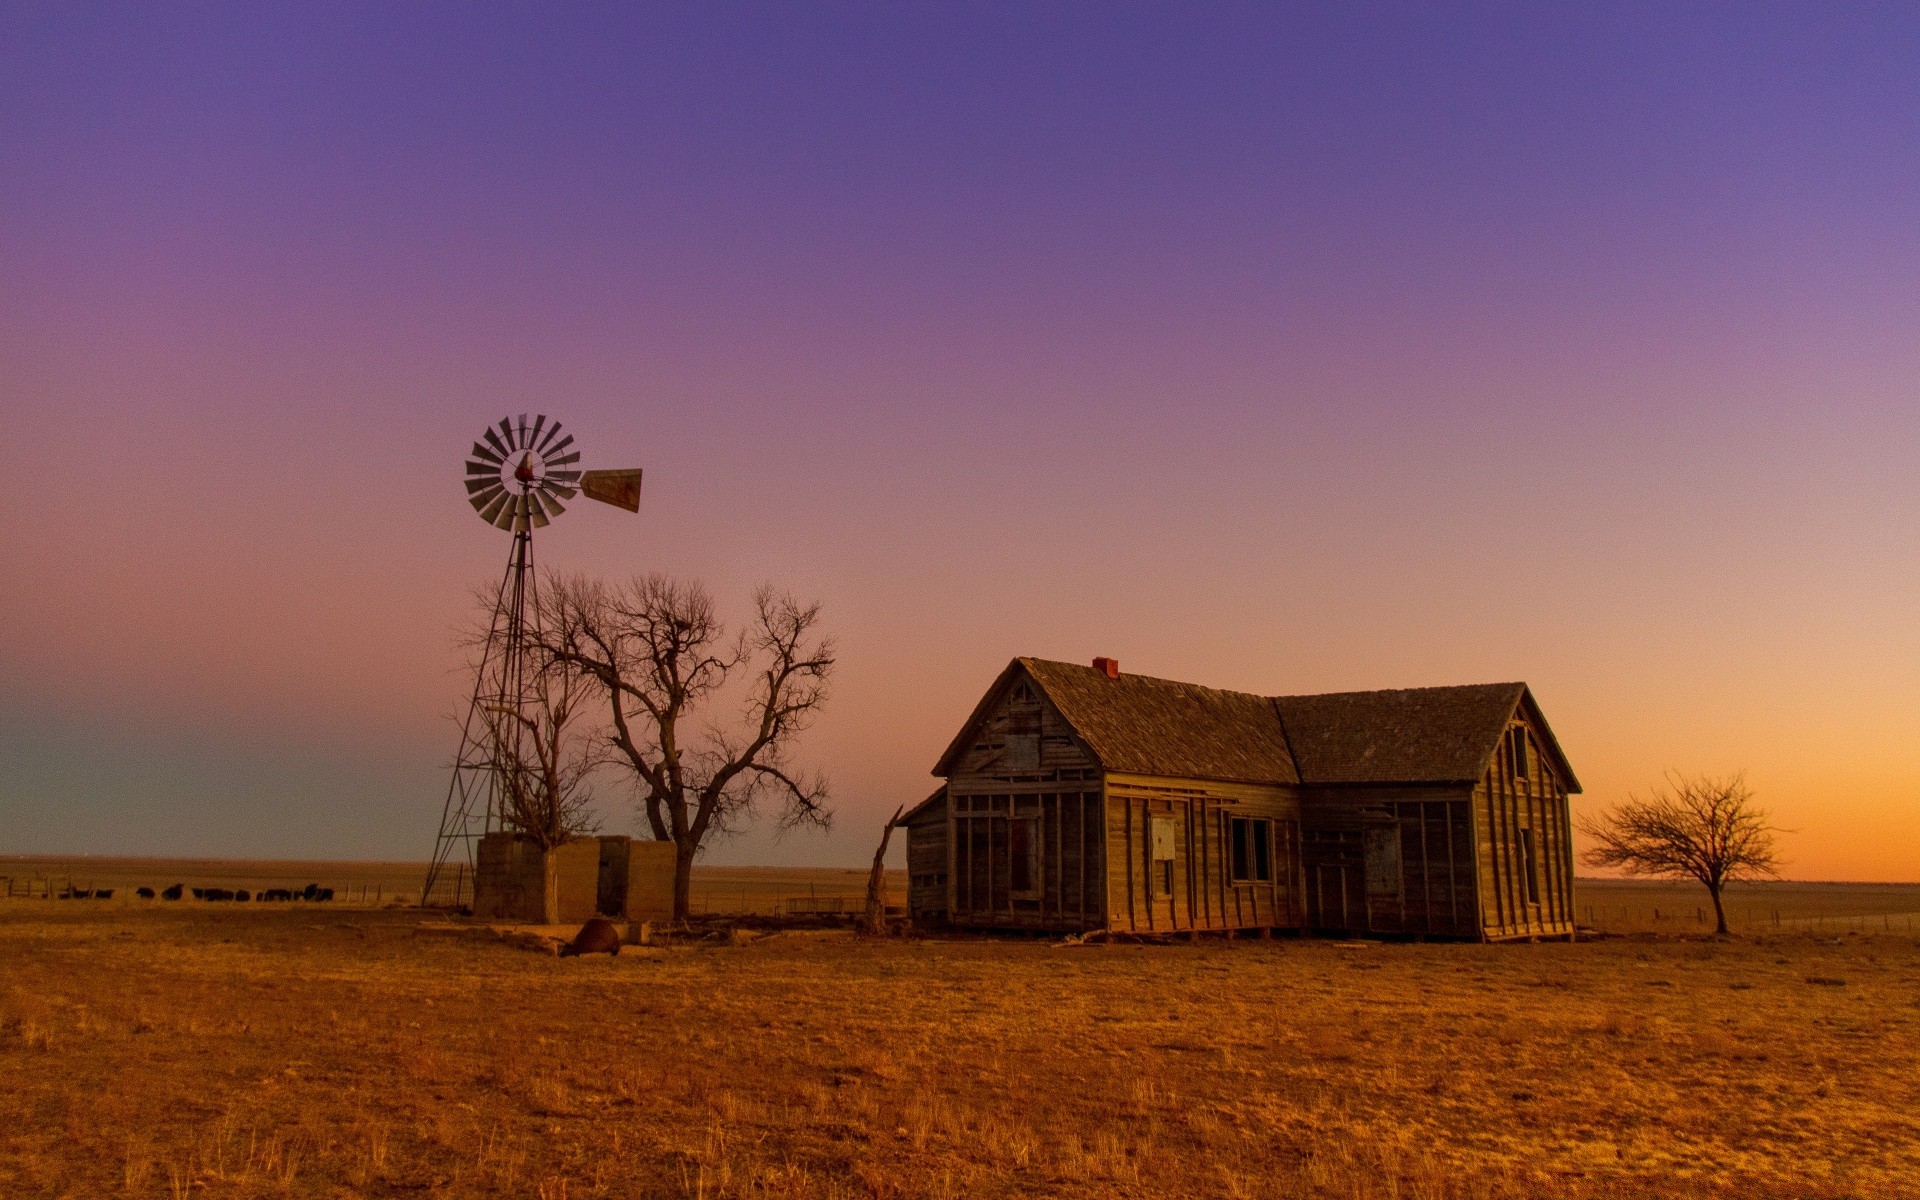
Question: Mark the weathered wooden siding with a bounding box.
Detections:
[1104,775,1302,933]
[938,678,1106,930]
[951,676,1095,778]
[904,796,949,921]
[1474,712,1576,940]
[1299,786,1478,936]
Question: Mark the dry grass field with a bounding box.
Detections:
[4,894,1919,1200]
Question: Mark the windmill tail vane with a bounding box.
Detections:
[425,414,642,905]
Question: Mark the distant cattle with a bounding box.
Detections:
[316,887,334,902]
[260,888,293,902]
[234,889,251,902]
[162,884,184,900]
[203,888,235,901]
[136,887,155,899]
[559,917,623,958]
[191,887,205,900]
[93,889,113,900]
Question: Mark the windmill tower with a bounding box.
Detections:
[423,414,642,905]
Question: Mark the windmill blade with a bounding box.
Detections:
[479,489,514,526]
[542,434,574,460]
[465,476,502,495]
[516,414,531,450]
[468,484,503,513]
[528,497,550,529]
[482,426,512,459]
[533,488,567,518]
[506,494,528,532]
[542,482,578,501]
[527,414,547,452]
[546,469,582,484]
[470,441,503,465]
[536,418,564,452]
[546,451,581,467]
[466,460,501,478]
[497,417,517,451]
[580,468,643,512]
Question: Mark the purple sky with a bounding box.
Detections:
[3,4,1917,877]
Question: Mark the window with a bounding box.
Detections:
[1009,818,1038,895]
[1520,829,1541,905]
[1229,817,1273,882]
[1510,727,1531,778]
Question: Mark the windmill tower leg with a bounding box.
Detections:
[423,528,536,905]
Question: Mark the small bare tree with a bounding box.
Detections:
[861,805,905,937]
[536,574,834,921]
[1579,771,1783,935]
[481,653,606,924]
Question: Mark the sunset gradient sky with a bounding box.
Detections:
[3,4,1916,878]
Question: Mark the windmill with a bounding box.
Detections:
[423,415,642,905]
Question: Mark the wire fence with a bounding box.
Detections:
[1579,904,1920,934]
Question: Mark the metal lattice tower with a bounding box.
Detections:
[423,415,642,905]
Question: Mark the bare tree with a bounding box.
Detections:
[1578,771,1783,935]
[536,574,834,921]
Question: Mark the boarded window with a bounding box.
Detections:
[1520,829,1540,905]
[1149,815,1177,863]
[1229,817,1272,882]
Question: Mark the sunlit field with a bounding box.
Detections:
[4,888,1918,1199]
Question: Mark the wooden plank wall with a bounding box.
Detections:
[934,674,1109,930]
[1474,717,1577,940]
[905,801,949,919]
[1104,775,1302,934]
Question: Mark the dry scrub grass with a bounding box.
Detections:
[1,906,1916,1199]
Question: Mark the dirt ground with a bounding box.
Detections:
[2,903,1917,1199]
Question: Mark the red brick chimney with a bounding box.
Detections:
[1092,656,1120,679]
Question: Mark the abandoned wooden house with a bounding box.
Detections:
[904,657,1581,941]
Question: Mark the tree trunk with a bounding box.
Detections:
[862,806,905,936]
[1708,882,1728,935]
[673,838,696,923]
[540,847,560,926]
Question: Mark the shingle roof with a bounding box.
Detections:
[933,659,1579,792]
[1017,658,1301,784]
[1273,683,1525,786]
